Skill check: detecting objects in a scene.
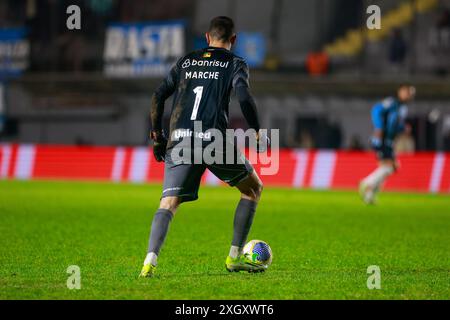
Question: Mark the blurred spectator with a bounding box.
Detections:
[394,124,415,154]
[388,29,407,66]
[306,51,329,76]
[328,122,342,149]
[299,130,314,149]
[348,135,364,151]
[56,33,87,72]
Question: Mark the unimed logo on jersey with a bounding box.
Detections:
[170,121,279,176]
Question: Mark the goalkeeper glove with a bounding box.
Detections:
[150,130,168,162]
[256,131,270,153]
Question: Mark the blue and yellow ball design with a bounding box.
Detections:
[243,240,273,266]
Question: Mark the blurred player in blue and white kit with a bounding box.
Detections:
[359,85,416,204]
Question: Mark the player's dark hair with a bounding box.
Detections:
[208,16,235,42]
[398,83,412,90]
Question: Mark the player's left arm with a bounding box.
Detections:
[149,61,180,161]
[233,60,268,152]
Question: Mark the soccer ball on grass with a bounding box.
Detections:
[243,240,273,267]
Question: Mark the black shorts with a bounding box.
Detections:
[161,147,254,202]
[376,145,395,160]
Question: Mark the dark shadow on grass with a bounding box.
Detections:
[136,271,268,280]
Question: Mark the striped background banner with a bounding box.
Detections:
[0,144,449,193]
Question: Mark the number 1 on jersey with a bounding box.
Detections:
[190,86,204,120]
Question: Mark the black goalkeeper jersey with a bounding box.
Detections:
[152,46,250,148]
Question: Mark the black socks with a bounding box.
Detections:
[232,199,257,247]
[147,209,174,255]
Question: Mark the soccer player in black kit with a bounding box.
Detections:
[140,16,269,277]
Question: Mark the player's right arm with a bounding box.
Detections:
[149,61,180,161]
[233,60,260,131]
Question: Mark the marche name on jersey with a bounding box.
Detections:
[182,58,229,80]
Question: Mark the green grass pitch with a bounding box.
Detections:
[0,180,449,300]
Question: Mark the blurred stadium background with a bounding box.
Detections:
[0,0,450,192]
